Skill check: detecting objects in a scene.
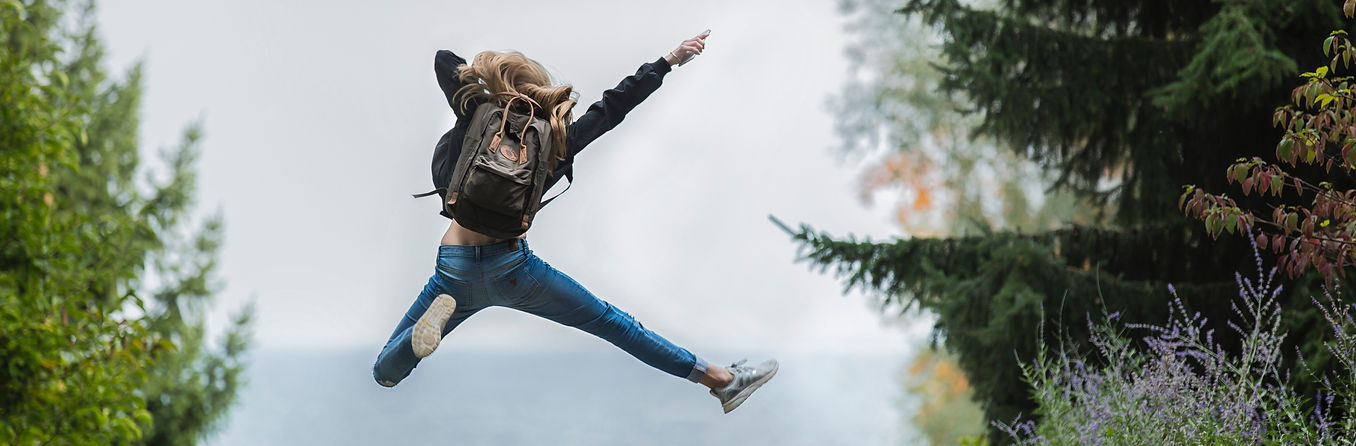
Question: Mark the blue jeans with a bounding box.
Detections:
[372,239,709,387]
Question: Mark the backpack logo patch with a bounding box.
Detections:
[498,144,520,163]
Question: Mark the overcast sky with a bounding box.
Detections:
[94,0,922,359]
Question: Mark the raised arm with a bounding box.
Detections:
[561,32,709,162]
[434,50,476,118]
[562,58,671,155]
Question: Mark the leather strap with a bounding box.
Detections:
[491,92,542,164]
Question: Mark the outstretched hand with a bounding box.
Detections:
[665,31,710,67]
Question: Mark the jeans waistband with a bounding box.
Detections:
[438,238,527,258]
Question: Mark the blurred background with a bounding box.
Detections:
[11,0,1351,443]
[90,0,942,444]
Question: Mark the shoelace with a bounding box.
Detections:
[713,359,753,395]
[727,359,751,379]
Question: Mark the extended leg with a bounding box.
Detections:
[372,274,477,387]
[507,256,710,383]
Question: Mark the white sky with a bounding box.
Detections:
[95,0,923,357]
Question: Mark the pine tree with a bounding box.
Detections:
[0,0,251,443]
[791,0,1349,439]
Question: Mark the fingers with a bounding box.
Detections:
[679,39,705,55]
[680,34,707,51]
[669,32,710,66]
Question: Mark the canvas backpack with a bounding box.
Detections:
[414,92,564,238]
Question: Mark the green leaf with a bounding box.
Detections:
[1327,36,1336,57]
[110,417,141,440]
[1318,66,1330,78]
[1317,93,1336,107]
[1286,213,1300,233]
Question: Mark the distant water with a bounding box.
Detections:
[209,348,915,445]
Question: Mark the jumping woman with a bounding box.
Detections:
[372,32,778,413]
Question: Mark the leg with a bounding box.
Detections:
[372,272,478,387]
[497,254,710,383]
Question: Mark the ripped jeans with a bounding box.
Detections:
[372,239,709,387]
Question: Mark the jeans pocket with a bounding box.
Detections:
[491,259,540,302]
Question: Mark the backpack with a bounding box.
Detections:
[414,92,563,238]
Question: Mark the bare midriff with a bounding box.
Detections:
[440,219,526,246]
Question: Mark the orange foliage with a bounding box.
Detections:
[902,348,987,443]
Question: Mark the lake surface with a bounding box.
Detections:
[209,348,915,445]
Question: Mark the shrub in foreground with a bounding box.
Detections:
[998,241,1355,444]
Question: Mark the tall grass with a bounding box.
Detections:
[997,236,1356,444]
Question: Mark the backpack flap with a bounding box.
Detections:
[440,92,555,238]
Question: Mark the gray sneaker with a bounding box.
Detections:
[710,359,779,413]
[412,294,456,358]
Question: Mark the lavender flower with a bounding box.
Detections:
[995,231,1356,444]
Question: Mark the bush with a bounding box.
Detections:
[998,237,1356,444]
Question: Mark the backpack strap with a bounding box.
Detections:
[491,92,542,164]
[539,169,572,208]
[411,187,445,198]
[416,93,551,203]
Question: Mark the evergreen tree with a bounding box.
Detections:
[0,0,251,443]
[792,0,1350,439]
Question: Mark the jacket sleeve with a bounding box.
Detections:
[435,50,476,118]
[563,57,673,160]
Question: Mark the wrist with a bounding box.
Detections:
[664,51,681,66]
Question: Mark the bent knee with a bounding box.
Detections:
[372,363,403,388]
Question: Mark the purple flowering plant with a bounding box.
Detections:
[996,232,1356,444]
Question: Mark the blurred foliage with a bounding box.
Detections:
[955,436,989,446]
[900,347,986,445]
[832,0,1101,237]
[0,0,251,443]
[804,0,1352,441]
[834,2,1090,441]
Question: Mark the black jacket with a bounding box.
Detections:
[431,50,672,219]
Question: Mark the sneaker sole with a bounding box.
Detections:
[723,361,779,413]
[412,294,456,359]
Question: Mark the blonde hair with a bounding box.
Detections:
[456,51,576,168]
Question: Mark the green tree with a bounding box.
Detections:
[793,0,1350,440]
[0,0,251,443]
[833,1,1095,441]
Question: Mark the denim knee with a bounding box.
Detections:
[372,333,418,388]
[373,364,399,388]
